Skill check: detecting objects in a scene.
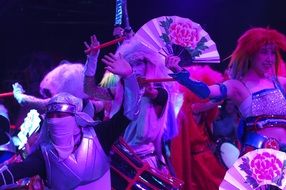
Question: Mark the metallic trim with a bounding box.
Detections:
[46,103,76,114]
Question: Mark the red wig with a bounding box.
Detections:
[228,27,286,79]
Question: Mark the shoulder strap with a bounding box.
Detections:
[273,77,286,98]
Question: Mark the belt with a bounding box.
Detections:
[243,132,286,151]
[245,115,286,131]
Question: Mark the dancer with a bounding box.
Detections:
[165,27,286,153]
[84,35,177,174]
[0,50,140,189]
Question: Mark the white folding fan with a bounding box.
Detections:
[220,148,286,190]
[134,16,220,66]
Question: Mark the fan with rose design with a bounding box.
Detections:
[220,148,286,190]
[134,16,220,67]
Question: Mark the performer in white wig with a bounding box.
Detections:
[84,35,178,174]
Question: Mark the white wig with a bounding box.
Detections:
[40,61,88,99]
[115,38,169,79]
[100,38,170,87]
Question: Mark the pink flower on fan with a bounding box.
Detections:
[168,22,199,48]
[250,152,283,182]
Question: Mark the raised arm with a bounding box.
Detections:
[13,82,49,112]
[83,34,114,100]
[102,52,140,120]
[165,55,226,101]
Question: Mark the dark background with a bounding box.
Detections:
[0,0,286,124]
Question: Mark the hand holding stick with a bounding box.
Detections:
[85,37,125,54]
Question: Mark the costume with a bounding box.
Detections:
[239,78,286,152]
[0,78,140,190]
[170,66,226,190]
[110,40,177,173]
[83,38,177,175]
[123,85,169,170]
[166,27,286,189]
[101,78,172,173]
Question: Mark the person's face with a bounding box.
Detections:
[251,43,277,77]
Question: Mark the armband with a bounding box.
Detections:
[169,70,210,99]
[210,83,227,102]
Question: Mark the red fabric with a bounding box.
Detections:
[171,98,226,190]
[170,65,226,189]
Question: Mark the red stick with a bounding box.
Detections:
[0,92,13,98]
[143,78,175,83]
[85,36,125,54]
